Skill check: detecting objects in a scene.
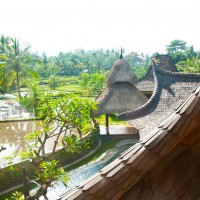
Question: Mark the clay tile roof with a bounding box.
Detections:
[59,66,200,200]
[119,64,200,138]
[59,84,200,200]
[137,53,177,92]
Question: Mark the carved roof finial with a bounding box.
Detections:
[120,47,123,59]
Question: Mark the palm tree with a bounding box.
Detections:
[1,38,40,99]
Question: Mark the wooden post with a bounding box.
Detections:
[22,167,29,199]
[106,114,109,135]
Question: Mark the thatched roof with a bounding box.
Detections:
[94,82,148,116]
[106,59,137,85]
[94,58,148,116]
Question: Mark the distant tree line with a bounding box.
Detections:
[1,35,200,98]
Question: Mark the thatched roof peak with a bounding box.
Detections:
[106,59,137,85]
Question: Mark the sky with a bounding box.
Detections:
[1,0,200,56]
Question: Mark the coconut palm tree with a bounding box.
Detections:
[1,38,40,99]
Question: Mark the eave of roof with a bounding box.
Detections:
[94,82,148,116]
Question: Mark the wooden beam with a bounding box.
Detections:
[106,114,109,135]
[22,167,29,199]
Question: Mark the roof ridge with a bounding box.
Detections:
[155,65,200,79]
[119,66,200,121]
[118,65,160,120]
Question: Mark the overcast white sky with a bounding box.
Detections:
[1,0,200,56]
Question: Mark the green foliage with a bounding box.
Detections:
[22,92,97,157]
[1,155,14,165]
[62,134,82,154]
[0,36,40,98]
[95,114,127,125]
[35,160,67,185]
[133,65,149,79]
[177,55,200,73]
[20,148,35,160]
[48,75,61,89]
[20,80,49,114]
[0,165,24,191]
[6,191,24,200]
[166,39,187,54]
[79,72,106,96]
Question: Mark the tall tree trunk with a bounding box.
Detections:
[16,70,21,99]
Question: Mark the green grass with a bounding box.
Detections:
[95,114,127,125]
[56,84,81,92]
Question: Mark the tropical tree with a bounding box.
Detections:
[177,55,200,73]
[1,38,40,98]
[165,39,188,64]
[166,39,187,54]
[79,72,106,96]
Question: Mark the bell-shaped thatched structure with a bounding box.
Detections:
[106,59,138,85]
[94,58,148,134]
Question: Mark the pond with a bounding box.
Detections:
[0,97,34,120]
[0,97,69,166]
[0,96,36,165]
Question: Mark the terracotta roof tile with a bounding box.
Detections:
[59,70,200,199]
[121,144,143,162]
[76,173,100,189]
[106,162,126,178]
[137,149,154,171]
[100,158,122,175]
[186,96,199,115]
[188,170,200,200]
[82,174,103,191]
[166,189,178,200]
[82,194,94,200]
[163,165,176,194]
[144,129,168,149]
[166,114,182,131]
[116,167,133,185]
[179,192,191,200]
[59,188,86,200]
[111,189,126,200]
[139,127,160,144]
[159,132,180,157]
[122,171,142,190]
[88,178,107,194]
[119,143,142,160]
[111,164,130,181]
[141,153,161,175]
[162,114,180,130]
[171,114,187,134]
[120,66,200,138]
[179,94,198,115]
[105,184,121,200]
[130,146,149,167]
[95,180,116,197]
[152,186,167,200]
